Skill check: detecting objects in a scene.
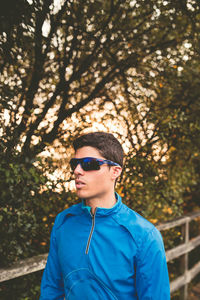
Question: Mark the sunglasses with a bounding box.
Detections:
[70,157,120,172]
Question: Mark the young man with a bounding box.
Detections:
[40,132,170,299]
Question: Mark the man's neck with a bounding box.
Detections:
[85,191,117,214]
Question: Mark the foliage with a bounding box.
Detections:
[0,270,43,300]
[1,0,199,157]
[107,55,200,222]
[0,142,75,267]
[0,151,75,298]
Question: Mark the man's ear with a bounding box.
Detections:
[111,166,122,181]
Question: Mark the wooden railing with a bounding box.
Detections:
[1,211,200,299]
[157,211,200,299]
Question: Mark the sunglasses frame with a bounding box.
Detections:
[70,157,120,172]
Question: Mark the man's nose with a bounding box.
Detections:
[74,163,84,175]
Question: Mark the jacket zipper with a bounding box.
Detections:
[85,208,97,254]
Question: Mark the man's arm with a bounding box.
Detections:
[40,218,65,300]
[135,227,170,299]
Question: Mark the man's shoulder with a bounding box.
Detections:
[54,202,82,229]
[116,203,155,231]
[114,203,160,246]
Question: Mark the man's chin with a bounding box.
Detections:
[76,189,88,199]
[76,190,96,200]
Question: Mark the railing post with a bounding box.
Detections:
[180,218,189,300]
[184,219,189,300]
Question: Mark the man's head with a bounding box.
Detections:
[71,132,123,200]
[73,132,124,167]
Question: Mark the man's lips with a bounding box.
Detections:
[75,180,86,189]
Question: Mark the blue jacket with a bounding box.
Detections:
[40,193,170,299]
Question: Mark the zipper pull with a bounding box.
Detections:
[90,207,97,218]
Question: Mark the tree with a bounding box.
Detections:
[1,0,199,158]
[1,1,200,298]
[114,53,200,220]
[1,0,199,254]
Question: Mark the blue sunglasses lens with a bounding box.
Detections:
[70,158,101,171]
[83,159,100,171]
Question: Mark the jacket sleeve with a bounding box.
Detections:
[135,227,170,300]
[40,216,65,300]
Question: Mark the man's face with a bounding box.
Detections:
[73,146,118,200]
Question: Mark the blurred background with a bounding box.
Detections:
[0,0,200,299]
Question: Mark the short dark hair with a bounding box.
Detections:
[73,132,124,167]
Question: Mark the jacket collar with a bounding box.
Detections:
[81,192,122,217]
